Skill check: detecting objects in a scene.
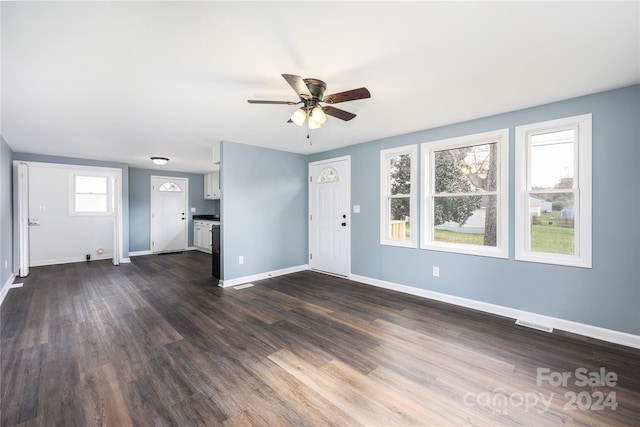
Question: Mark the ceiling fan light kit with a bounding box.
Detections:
[248,73,370,130]
[307,115,321,129]
[311,106,327,124]
[290,108,307,126]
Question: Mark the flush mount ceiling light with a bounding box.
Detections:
[248,74,371,130]
[151,157,169,166]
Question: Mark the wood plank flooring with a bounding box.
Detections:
[1,251,639,426]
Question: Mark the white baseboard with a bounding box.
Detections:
[128,250,152,257]
[130,248,201,257]
[349,274,640,350]
[0,274,22,307]
[219,264,309,288]
[120,258,132,263]
[29,254,114,267]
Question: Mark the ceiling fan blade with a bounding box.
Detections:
[247,100,299,105]
[323,106,356,121]
[282,74,312,99]
[323,87,371,104]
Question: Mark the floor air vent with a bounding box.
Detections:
[515,319,553,333]
[233,283,254,290]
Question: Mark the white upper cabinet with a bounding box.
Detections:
[204,172,220,199]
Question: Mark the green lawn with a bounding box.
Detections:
[531,223,574,254]
[434,212,574,254]
[434,230,484,245]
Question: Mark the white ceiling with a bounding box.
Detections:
[1,1,639,174]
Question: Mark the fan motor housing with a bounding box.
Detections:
[303,78,327,100]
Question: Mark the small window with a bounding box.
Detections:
[72,174,112,214]
[159,182,182,192]
[380,145,417,247]
[318,167,340,183]
[421,129,509,258]
[515,114,592,268]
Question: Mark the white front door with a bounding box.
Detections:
[151,176,188,253]
[309,157,350,277]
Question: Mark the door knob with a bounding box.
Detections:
[341,222,347,227]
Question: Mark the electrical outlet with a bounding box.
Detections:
[239,256,244,265]
[432,266,440,277]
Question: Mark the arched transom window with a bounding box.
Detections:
[159,182,182,192]
[317,167,340,183]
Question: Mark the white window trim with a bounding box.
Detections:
[380,144,418,248]
[421,129,509,258]
[69,170,114,216]
[514,113,592,268]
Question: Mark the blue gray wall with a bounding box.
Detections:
[221,141,308,280]
[309,85,640,335]
[1,138,14,291]
[12,153,131,258]
[2,86,638,337]
[129,168,218,252]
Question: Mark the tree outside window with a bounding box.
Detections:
[422,129,508,258]
[381,145,417,247]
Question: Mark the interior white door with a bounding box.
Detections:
[309,157,350,276]
[151,176,188,253]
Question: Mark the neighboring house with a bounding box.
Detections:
[561,206,575,217]
[436,207,486,235]
[529,196,552,216]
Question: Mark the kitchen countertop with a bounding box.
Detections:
[193,214,220,221]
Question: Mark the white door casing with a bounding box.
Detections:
[13,162,30,277]
[150,176,188,253]
[309,157,350,277]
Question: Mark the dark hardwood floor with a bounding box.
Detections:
[1,251,638,426]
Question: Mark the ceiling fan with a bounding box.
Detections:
[247,74,371,129]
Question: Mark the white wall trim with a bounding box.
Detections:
[0,274,21,306]
[129,250,153,257]
[349,273,640,349]
[219,264,309,288]
[29,254,113,267]
[129,249,198,258]
[120,258,131,264]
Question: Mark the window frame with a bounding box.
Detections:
[421,129,509,258]
[514,113,592,268]
[380,144,418,248]
[69,172,114,216]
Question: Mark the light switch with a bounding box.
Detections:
[190,207,196,212]
[353,205,361,213]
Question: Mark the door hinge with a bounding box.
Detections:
[310,176,312,182]
[309,253,312,260]
[309,214,312,221]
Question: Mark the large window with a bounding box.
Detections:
[380,145,417,247]
[515,114,592,268]
[421,129,509,258]
[71,174,113,214]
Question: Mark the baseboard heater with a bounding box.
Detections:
[515,319,554,333]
